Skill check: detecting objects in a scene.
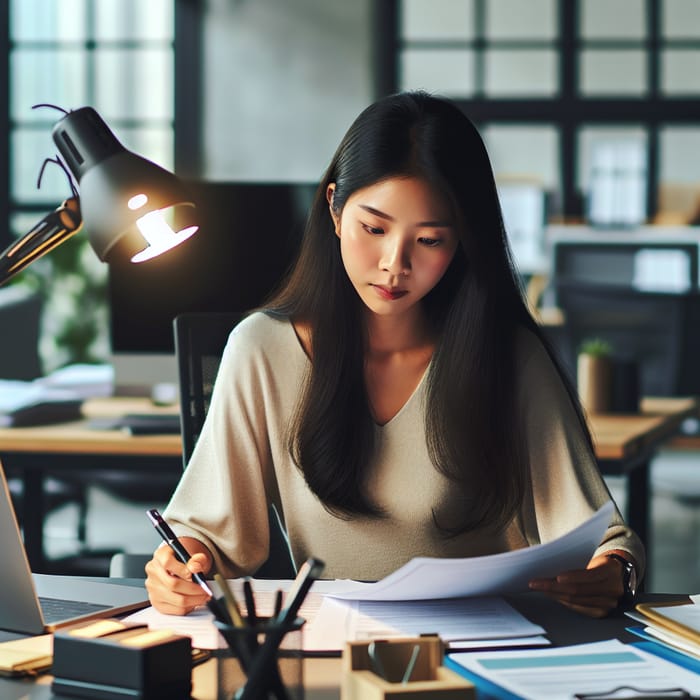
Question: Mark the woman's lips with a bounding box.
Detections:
[372,284,408,301]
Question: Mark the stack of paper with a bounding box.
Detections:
[627,596,700,659]
[0,380,83,427]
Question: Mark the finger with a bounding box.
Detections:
[147,588,207,616]
[145,572,209,614]
[145,557,205,600]
[531,579,618,599]
[558,599,611,619]
[555,567,611,585]
[186,552,210,576]
[147,552,191,586]
[534,589,618,617]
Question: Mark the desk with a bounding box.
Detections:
[0,590,688,699]
[0,396,696,574]
[591,396,699,557]
[0,398,182,572]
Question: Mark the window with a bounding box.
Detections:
[394,0,700,222]
[4,0,175,369]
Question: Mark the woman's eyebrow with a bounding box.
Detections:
[357,204,452,228]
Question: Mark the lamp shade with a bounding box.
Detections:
[52,107,197,262]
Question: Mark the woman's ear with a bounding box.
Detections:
[326,183,340,236]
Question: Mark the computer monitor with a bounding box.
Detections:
[107,180,318,396]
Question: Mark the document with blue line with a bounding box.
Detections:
[446,638,700,699]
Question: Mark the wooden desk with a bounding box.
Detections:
[0,398,182,572]
[590,396,699,558]
[0,590,686,699]
[0,396,696,574]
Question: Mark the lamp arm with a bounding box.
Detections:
[0,197,82,287]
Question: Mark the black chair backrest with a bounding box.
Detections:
[174,311,243,465]
[173,311,295,578]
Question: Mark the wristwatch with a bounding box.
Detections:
[607,553,638,607]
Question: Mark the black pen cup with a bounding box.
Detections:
[214,616,304,700]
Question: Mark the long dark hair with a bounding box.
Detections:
[267,91,591,533]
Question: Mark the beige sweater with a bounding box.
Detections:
[164,312,645,580]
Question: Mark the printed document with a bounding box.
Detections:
[125,580,546,652]
[448,638,700,699]
[331,500,614,601]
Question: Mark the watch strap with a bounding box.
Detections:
[606,553,636,607]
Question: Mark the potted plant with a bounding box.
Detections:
[577,338,613,414]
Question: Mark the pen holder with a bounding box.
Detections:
[214,616,304,700]
[341,636,475,700]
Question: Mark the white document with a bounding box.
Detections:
[302,595,547,653]
[448,638,700,699]
[331,501,614,601]
[124,580,546,653]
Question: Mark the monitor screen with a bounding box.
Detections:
[107,180,317,394]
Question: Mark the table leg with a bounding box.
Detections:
[22,468,46,572]
[626,459,650,577]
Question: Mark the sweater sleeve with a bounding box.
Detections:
[517,330,646,579]
[163,314,279,578]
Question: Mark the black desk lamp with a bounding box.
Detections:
[0,106,198,286]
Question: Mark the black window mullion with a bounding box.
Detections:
[0,0,9,251]
[560,0,579,217]
[646,0,661,218]
[174,0,203,177]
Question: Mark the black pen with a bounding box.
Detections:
[276,557,325,626]
[243,578,257,626]
[146,508,213,597]
[273,589,283,618]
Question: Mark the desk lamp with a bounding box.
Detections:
[0,106,198,286]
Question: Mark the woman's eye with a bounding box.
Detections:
[418,237,441,247]
[362,223,384,235]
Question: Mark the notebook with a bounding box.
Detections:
[0,459,149,634]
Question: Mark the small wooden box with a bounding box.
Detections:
[341,636,474,700]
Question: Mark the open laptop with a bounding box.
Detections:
[0,459,149,634]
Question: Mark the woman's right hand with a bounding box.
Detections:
[144,538,213,615]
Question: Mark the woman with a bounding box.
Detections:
[145,91,644,618]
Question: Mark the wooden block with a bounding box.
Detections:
[341,636,474,700]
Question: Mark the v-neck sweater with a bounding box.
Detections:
[164,312,644,581]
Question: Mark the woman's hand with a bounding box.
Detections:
[144,538,213,615]
[528,554,627,618]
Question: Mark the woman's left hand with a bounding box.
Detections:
[528,554,624,617]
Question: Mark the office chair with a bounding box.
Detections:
[110,311,295,579]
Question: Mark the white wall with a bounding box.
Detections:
[202,0,375,181]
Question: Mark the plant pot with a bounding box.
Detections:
[577,353,612,414]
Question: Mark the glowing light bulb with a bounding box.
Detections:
[131,209,198,262]
[128,193,148,210]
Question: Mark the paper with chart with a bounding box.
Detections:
[448,639,700,699]
[330,500,615,601]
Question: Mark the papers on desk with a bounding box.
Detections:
[0,364,113,427]
[124,579,547,653]
[626,596,700,660]
[0,380,83,427]
[331,501,615,601]
[447,638,700,699]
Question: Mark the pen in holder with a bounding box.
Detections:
[214,615,305,700]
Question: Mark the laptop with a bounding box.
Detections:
[0,460,150,634]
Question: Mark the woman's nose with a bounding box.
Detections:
[380,238,411,276]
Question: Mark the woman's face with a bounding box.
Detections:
[328,176,459,318]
